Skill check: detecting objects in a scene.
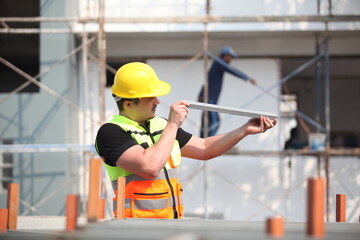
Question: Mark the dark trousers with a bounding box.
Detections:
[200,110,220,137]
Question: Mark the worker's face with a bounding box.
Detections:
[223,54,233,63]
[134,97,160,121]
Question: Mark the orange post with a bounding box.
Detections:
[336,194,346,222]
[87,158,102,222]
[7,183,19,230]
[266,217,284,238]
[98,198,106,219]
[0,209,8,233]
[116,177,126,219]
[66,195,79,231]
[306,177,325,237]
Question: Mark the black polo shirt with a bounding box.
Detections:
[95,121,192,166]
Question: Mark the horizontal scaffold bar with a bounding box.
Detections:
[0,144,96,153]
[0,144,358,156]
[1,15,360,23]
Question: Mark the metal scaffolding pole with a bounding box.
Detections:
[1,14,359,36]
[323,38,331,222]
[323,39,331,152]
[82,30,91,147]
[315,37,322,128]
[1,15,359,23]
[97,0,106,123]
[202,0,211,220]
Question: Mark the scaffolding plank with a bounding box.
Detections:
[187,101,278,119]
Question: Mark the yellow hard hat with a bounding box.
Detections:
[111,62,171,98]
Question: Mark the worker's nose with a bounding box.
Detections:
[153,97,160,105]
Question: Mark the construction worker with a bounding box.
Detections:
[95,62,277,219]
[198,46,257,137]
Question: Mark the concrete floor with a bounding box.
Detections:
[1,219,360,240]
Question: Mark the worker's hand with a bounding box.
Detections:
[245,115,277,135]
[168,100,189,127]
[249,78,257,85]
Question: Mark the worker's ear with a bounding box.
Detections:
[123,100,134,110]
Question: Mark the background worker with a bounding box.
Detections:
[95,62,277,219]
[198,46,257,137]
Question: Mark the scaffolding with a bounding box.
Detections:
[0,0,360,222]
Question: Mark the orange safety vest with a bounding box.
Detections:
[97,115,183,219]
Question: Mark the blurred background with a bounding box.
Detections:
[0,0,359,223]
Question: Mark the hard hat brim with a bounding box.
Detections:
[149,79,171,98]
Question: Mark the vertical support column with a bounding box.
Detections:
[66,195,79,231]
[0,209,8,233]
[266,217,284,238]
[7,183,19,230]
[316,154,321,177]
[323,38,331,222]
[116,177,126,219]
[97,0,106,123]
[315,34,322,127]
[87,158,102,222]
[306,177,325,237]
[202,0,211,220]
[336,194,346,222]
[324,152,330,222]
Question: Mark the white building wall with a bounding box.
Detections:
[147,58,282,220]
[148,58,280,150]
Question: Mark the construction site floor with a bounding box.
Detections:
[1,218,359,240]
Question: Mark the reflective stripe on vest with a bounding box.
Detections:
[112,167,183,219]
[103,115,183,219]
[113,169,182,210]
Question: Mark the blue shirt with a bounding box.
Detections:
[198,52,250,104]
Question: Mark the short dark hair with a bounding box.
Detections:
[112,94,140,111]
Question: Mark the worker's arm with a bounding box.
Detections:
[208,51,257,85]
[116,101,189,179]
[181,115,277,160]
[208,51,249,80]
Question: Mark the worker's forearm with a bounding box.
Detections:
[204,126,248,159]
[202,116,276,159]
